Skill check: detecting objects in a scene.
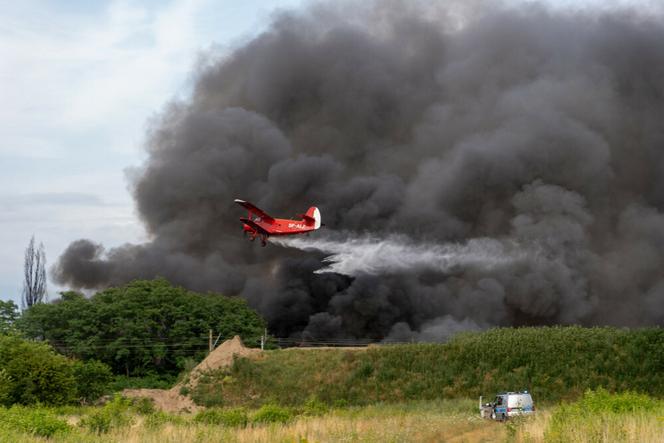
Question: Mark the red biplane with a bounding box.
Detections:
[235,199,322,246]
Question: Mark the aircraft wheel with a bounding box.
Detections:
[261,240,267,247]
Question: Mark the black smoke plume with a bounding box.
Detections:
[55,1,664,339]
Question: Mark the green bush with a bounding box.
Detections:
[553,388,658,418]
[0,369,13,406]
[80,395,134,434]
[0,405,71,438]
[194,407,248,427]
[301,396,328,416]
[0,336,112,406]
[0,335,76,405]
[72,359,113,403]
[251,404,293,425]
[130,396,156,415]
[144,411,185,428]
[544,389,664,442]
[190,372,225,407]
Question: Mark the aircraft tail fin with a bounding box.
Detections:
[302,207,322,229]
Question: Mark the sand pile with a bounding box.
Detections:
[123,388,199,413]
[123,335,260,413]
[180,335,261,391]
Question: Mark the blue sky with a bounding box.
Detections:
[0,0,651,305]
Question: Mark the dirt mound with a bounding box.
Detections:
[185,335,261,388]
[123,388,199,414]
[122,336,260,413]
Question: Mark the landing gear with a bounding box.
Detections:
[261,235,268,247]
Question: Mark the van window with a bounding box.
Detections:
[507,394,533,408]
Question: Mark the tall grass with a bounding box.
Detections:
[0,394,661,442]
[515,389,664,443]
[0,398,503,443]
[543,389,664,443]
[193,326,664,407]
[0,399,501,443]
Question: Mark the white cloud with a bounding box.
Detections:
[0,0,312,303]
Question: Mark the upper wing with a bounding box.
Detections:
[234,199,275,223]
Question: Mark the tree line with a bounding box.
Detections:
[0,278,266,406]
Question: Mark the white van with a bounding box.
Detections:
[480,391,535,420]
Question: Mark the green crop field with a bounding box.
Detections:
[192,326,664,408]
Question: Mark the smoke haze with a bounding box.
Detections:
[54,0,664,340]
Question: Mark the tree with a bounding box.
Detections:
[0,300,19,334]
[22,236,47,308]
[19,279,267,376]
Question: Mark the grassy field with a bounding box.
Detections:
[192,327,664,408]
[0,391,662,442]
[1,327,662,442]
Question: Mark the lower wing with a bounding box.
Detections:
[240,218,271,235]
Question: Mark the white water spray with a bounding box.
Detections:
[271,234,529,276]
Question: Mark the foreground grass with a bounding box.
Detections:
[514,410,664,443]
[0,399,498,443]
[1,392,662,442]
[88,402,498,443]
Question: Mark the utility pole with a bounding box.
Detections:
[209,329,213,353]
[260,328,267,351]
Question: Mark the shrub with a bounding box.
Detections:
[130,397,156,415]
[551,388,658,420]
[80,395,134,434]
[251,404,293,425]
[301,396,328,416]
[0,405,71,438]
[72,359,113,403]
[194,407,248,427]
[0,335,76,405]
[0,369,13,407]
[190,374,225,407]
[576,388,658,414]
[144,411,185,428]
[544,389,664,443]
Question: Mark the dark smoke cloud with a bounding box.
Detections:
[54,0,664,339]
